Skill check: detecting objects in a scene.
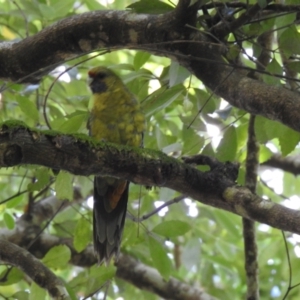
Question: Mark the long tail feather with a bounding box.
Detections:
[93,176,129,264]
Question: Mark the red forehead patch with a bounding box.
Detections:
[88,70,96,78]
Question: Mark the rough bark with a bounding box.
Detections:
[1,124,300,236]
[0,193,216,300]
[116,254,217,300]
[0,240,70,300]
[0,1,300,132]
[243,116,259,300]
[263,154,300,176]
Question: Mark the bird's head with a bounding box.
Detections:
[88,67,122,94]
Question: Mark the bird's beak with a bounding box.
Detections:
[87,75,93,87]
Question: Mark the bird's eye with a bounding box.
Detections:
[96,72,107,79]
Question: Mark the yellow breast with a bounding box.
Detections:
[89,87,144,147]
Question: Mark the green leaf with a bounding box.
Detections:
[193,88,218,114]
[38,4,55,19]
[254,116,269,143]
[152,220,191,237]
[257,118,300,156]
[162,142,182,154]
[264,120,281,141]
[27,168,50,192]
[29,282,46,300]
[182,95,194,112]
[227,44,240,61]
[73,218,91,252]
[4,212,15,229]
[143,84,184,117]
[216,126,237,161]
[134,51,151,70]
[127,0,173,14]
[279,26,300,57]
[215,240,236,261]
[154,125,176,149]
[256,118,300,156]
[180,115,206,132]
[42,245,71,269]
[51,0,75,19]
[64,282,78,300]
[16,96,39,123]
[86,265,116,294]
[84,0,106,10]
[276,13,297,39]
[262,58,282,86]
[6,193,24,208]
[169,61,190,87]
[122,69,151,84]
[257,0,268,8]
[12,291,29,300]
[18,1,42,19]
[201,142,216,158]
[181,127,204,155]
[55,171,73,200]
[278,127,300,156]
[286,61,300,73]
[181,238,201,271]
[58,111,87,134]
[258,238,281,266]
[148,236,172,279]
[0,267,23,286]
[205,254,236,271]
[235,122,248,151]
[213,210,240,238]
[259,145,273,163]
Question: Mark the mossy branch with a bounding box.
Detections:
[1,122,300,235]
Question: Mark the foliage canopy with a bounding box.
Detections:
[1,0,300,299]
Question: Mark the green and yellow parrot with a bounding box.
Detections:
[87,66,145,264]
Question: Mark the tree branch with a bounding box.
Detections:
[0,7,300,133]
[243,115,259,300]
[116,254,217,300]
[27,188,83,226]
[211,0,272,38]
[203,2,300,12]
[0,210,217,300]
[1,124,300,235]
[263,154,300,176]
[0,239,70,299]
